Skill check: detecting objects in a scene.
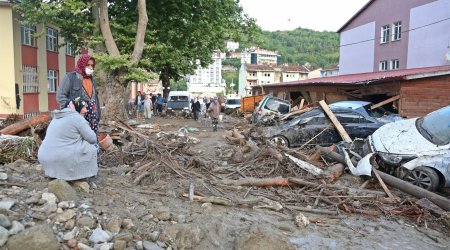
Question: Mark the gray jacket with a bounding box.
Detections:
[57,72,101,120]
[38,108,98,180]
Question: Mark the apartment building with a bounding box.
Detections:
[241,47,281,65]
[187,51,226,95]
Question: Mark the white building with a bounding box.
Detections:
[187,51,226,95]
[226,40,239,52]
[241,47,280,65]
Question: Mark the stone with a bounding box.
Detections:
[113,240,126,250]
[48,179,79,202]
[105,217,122,234]
[89,227,112,243]
[65,220,75,230]
[0,173,7,180]
[72,181,90,193]
[235,226,295,250]
[78,242,94,250]
[63,227,79,240]
[54,209,76,223]
[58,201,70,209]
[121,219,134,229]
[45,203,58,214]
[142,241,163,250]
[77,216,96,229]
[149,231,160,242]
[57,208,64,213]
[0,214,12,229]
[6,225,59,250]
[67,239,77,248]
[0,200,15,210]
[113,232,133,242]
[295,213,310,228]
[35,164,43,172]
[95,242,113,250]
[175,214,186,223]
[8,221,24,235]
[0,226,8,247]
[135,241,143,250]
[42,193,59,204]
[151,207,171,221]
[25,197,39,204]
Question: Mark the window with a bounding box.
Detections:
[66,42,74,56]
[379,61,388,71]
[20,23,35,46]
[46,27,58,52]
[336,112,362,124]
[48,70,58,92]
[380,25,390,44]
[391,59,399,70]
[392,22,402,41]
[22,65,39,93]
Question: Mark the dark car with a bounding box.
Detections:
[264,106,391,148]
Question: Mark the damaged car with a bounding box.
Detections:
[265,105,393,148]
[364,105,450,191]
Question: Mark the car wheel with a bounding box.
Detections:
[405,167,440,191]
[270,136,289,147]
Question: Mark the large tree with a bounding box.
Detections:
[16,0,258,120]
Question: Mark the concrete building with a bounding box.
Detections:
[239,64,309,96]
[320,65,339,77]
[338,0,450,75]
[241,47,281,65]
[187,51,226,95]
[0,1,76,118]
[226,40,239,52]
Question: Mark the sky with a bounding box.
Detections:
[239,0,370,32]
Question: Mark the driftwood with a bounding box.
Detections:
[0,114,51,135]
[321,163,345,182]
[286,153,323,175]
[214,177,292,187]
[318,100,352,142]
[281,107,312,120]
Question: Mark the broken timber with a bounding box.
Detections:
[319,100,352,142]
[0,114,51,135]
[370,95,400,110]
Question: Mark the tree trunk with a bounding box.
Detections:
[102,76,128,121]
[162,65,171,99]
[98,0,120,56]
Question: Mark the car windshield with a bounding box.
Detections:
[416,106,450,145]
[264,98,290,114]
[169,96,189,102]
[227,99,240,105]
[362,105,385,118]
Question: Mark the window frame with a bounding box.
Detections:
[65,42,74,56]
[380,25,390,44]
[47,70,58,93]
[379,60,388,71]
[391,59,400,70]
[46,27,58,52]
[392,21,402,41]
[20,23,35,47]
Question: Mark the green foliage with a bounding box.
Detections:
[171,80,188,91]
[94,52,155,82]
[222,71,238,94]
[222,58,241,69]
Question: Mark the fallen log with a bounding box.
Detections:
[321,163,345,182]
[285,205,338,215]
[214,177,292,187]
[318,100,352,142]
[317,146,450,211]
[286,153,323,176]
[0,114,51,135]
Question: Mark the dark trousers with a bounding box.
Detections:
[193,111,199,120]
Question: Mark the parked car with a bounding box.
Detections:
[264,105,392,148]
[329,101,402,122]
[166,91,191,115]
[251,96,291,124]
[364,105,450,191]
[225,98,241,113]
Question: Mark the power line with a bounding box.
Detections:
[340,17,450,48]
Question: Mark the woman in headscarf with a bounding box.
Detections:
[57,54,100,135]
[38,97,98,181]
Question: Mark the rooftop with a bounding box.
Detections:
[245,64,309,73]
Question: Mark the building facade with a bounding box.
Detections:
[338,0,450,75]
[187,51,226,95]
[0,1,76,118]
[241,47,281,65]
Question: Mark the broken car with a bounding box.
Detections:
[364,105,450,191]
[251,96,291,124]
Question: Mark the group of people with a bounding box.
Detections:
[132,91,164,119]
[191,96,221,131]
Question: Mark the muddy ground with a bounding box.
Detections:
[1,115,449,250]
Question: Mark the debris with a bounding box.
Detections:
[370,95,400,110]
[321,163,345,182]
[48,179,79,202]
[286,153,323,176]
[0,135,37,164]
[318,100,352,142]
[295,213,310,227]
[415,198,446,217]
[0,114,50,135]
[89,227,112,244]
[373,169,400,201]
[6,225,59,250]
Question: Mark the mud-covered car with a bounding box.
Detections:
[365,105,450,191]
[265,106,391,148]
[329,101,402,123]
[251,96,290,124]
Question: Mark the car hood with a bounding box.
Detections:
[370,118,448,155]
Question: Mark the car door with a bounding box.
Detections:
[334,110,369,139]
[290,112,337,147]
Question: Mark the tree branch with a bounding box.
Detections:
[131,0,148,64]
[98,0,120,56]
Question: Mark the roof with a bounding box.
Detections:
[258,65,450,88]
[337,0,376,33]
[245,64,309,73]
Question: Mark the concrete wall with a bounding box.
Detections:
[0,5,16,116]
[339,22,376,75]
[407,0,450,68]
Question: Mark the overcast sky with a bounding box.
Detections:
[239,0,370,32]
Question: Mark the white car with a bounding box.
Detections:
[365,105,450,191]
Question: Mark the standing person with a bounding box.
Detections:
[207,96,221,131]
[143,94,153,119]
[205,97,211,118]
[191,97,201,121]
[156,93,164,115]
[57,54,100,136]
[38,97,98,181]
[134,91,144,116]
[150,93,157,115]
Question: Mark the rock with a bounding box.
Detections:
[156,241,166,248]
[175,214,186,223]
[56,208,64,213]
[105,217,122,234]
[0,214,12,229]
[8,221,24,235]
[0,226,8,247]
[72,181,90,193]
[148,231,160,242]
[35,164,43,172]
[54,209,76,223]
[135,241,144,250]
[42,192,59,204]
[67,239,77,248]
[201,202,212,210]
[95,242,114,250]
[48,179,79,202]
[235,226,295,250]
[58,201,70,209]
[78,242,94,250]
[45,203,58,214]
[143,241,163,250]
[6,225,59,250]
[30,213,47,221]
[65,219,75,230]
[165,224,204,249]
[151,207,171,221]
[0,173,7,180]
[0,199,15,210]
[89,227,112,243]
[121,219,134,229]
[63,227,79,240]
[7,159,30,169]
[113,232,133,242]
[295,213,310,228]
[113,240,126,250]
[25,197,39,204]
[77,216,96,229]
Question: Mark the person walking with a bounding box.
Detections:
[143,94,153,119]
[191,97,201,121]
[156,93,164,115]
[205,97,211,118]
[150,93,157,115]
[134,91,144,118]
[207,96,221,131]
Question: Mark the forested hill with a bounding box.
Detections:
[256,28,340,68]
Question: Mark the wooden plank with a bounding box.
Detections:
[318,100,352,142]
[372,169,400,201]
[299,99,305,110]
[370,95,400,110]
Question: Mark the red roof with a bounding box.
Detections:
[261,65,450,87]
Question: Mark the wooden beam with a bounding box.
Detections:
[370,95,400,110]
[319,100,352,142]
